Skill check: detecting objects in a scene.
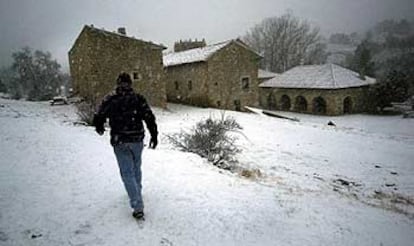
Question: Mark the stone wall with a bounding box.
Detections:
[259,86,369,115]
[69,26,166,108]
[208,42,260,111]
[164,62,209,107]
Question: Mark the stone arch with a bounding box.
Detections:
[280,95,291,111]
[312,96,327,114]
[343,96,353,114]
[294,96,308,112]
[267,92,277,110]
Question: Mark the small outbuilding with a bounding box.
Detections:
[259,64,376,115]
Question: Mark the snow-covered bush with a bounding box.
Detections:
[167,116,243,170]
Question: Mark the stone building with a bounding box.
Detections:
[68,25,167,107]
[259,64,376,115]
[163,39,262,111]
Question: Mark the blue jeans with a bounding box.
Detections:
[113,142,144,211]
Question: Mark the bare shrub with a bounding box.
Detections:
[167,116,243,170]
[76,101,95,126]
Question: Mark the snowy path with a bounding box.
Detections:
[0,99,413,245]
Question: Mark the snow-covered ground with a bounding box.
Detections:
[0,98,413,246]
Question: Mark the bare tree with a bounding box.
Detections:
[11,47,63,100]
[244,12,326,73]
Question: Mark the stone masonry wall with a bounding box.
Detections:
[164,62,209,107]
[68,30,93,100]
[69,26,166,108]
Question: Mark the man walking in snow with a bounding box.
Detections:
[93,72,158,220]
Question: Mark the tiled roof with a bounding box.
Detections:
[259,64,376,89]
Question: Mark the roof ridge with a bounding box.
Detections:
[330,64,338,88]
[85,25,166,49]
[168,40,231,55]
[164,39,262,67]
[163,40,233,67]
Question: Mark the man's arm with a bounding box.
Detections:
[137,95,158,148]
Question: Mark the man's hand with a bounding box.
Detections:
[149,136,158,149]
[95,127,104,136]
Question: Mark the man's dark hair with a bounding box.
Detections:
[117,72,132,86]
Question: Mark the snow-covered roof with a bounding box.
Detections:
[163,41,230,67]
[163,39,262,67]
[258,69,279,79]
[259,64,376,89]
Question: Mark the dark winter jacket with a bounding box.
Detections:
[93,86,158,146]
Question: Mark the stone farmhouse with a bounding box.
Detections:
[68,25,167,107]
[163,39,262,111]
[259,64,376,115]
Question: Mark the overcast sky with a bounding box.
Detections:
[0,0,413,72]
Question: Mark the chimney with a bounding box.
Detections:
[117,27,126,35]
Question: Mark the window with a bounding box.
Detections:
[175,81,179,90]
[133,72,139,80]
[188,80,192,90]
[241,77,250,90]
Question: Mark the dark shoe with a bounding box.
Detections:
[132,210,144,219]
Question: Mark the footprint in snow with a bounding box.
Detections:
[74,223,92,235]
[160,237,173,245]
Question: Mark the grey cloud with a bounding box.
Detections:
[0,0,413,71]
